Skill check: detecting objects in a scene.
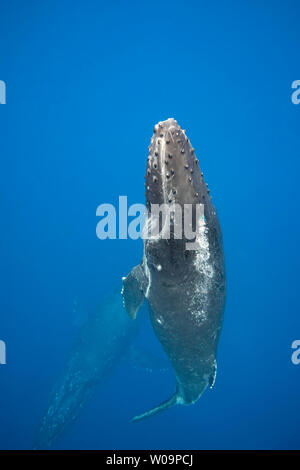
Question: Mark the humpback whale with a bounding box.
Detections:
[35,289,142,449]
[122,118,226,421]
[35,288,169,448]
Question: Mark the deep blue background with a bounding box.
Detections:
[1,0,300,450]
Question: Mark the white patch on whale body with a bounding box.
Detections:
[190,220,215,323]
[143,248,151,299]
[193,309,207,323]
[193,221,214,282]
[142,210,161,242]
[210,360,217,388]
[142,210,163,299]
[142,212,152,240]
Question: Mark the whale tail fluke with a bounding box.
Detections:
[131,393,179,423]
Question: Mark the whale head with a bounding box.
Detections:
[145,118,202,208]
[143,118,218,284]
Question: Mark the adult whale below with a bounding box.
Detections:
[35,289,143,448]
[122,118,226,421]
[35,288,169,449]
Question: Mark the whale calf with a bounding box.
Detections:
[122,118,226,421]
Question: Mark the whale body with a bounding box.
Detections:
[122,118,226,421]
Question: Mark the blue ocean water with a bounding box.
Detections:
[0,0,300,450]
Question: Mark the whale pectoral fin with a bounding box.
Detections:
[122,264,147,319]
